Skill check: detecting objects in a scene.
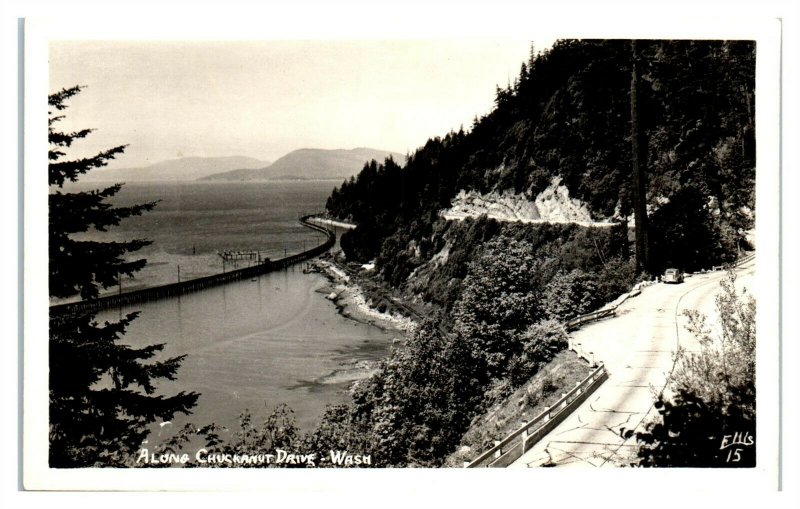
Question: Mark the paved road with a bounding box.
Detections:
[510,259,755,468]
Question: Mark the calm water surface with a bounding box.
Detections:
[58,181,338,294]
[81,181,394,435]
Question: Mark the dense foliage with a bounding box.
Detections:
[311,39,756,467]
[303,223,635,467]
[67,39,756,469]
[406,216,633,312]
[48,87,198,467]
[327,39,755,278]
[178,39,756,468]
[634,271,756,467]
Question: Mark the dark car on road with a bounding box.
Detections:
[662,268,685,284]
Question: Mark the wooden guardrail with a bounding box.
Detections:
[465,277,655,467]
[709,252,755,272]
[466,252,757,468]
[565,308,616,332]
[563,277,663,332]
[734,253,755,267]
[466,363,609,468]
[50,215,335,317]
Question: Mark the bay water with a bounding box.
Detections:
[76,181,394,435]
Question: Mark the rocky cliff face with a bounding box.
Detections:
[441,177,614,227]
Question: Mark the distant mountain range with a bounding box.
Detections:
[201,148,405,181]
[81,156,271,182]
[79,148,404,183]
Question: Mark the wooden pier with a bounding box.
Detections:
[218,250,264,262]
[50,215,335,317]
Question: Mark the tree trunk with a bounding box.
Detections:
[630,40,650,274]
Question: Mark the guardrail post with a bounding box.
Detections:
[452,364,610,468]
[520,420,529,453]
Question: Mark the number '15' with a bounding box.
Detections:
[726,448,742,463]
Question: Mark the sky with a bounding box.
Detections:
[49,39,554,169]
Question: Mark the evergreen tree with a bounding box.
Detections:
[48,86,198,467]
[630,40,651,274]
[326,40,754,279]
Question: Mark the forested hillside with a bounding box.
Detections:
[307,40,757,467]
[327,39,755,283]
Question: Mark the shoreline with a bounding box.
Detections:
[302,256,417,394]
[308,258,417,334]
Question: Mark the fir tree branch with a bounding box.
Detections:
[49,145,128,187]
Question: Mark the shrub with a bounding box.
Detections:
[507,320,569,387]
[634,270,755,467]
[541,269,600,321]
[595,256,637,303]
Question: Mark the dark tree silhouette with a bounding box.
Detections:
[48,86,198,467]
[326,40,754,280]
[630,40,651,274]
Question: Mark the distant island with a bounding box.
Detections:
[80,156,271,182]
[79,148,404,183]
[201,148,404,182]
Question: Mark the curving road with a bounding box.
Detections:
[510,258,755,468]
